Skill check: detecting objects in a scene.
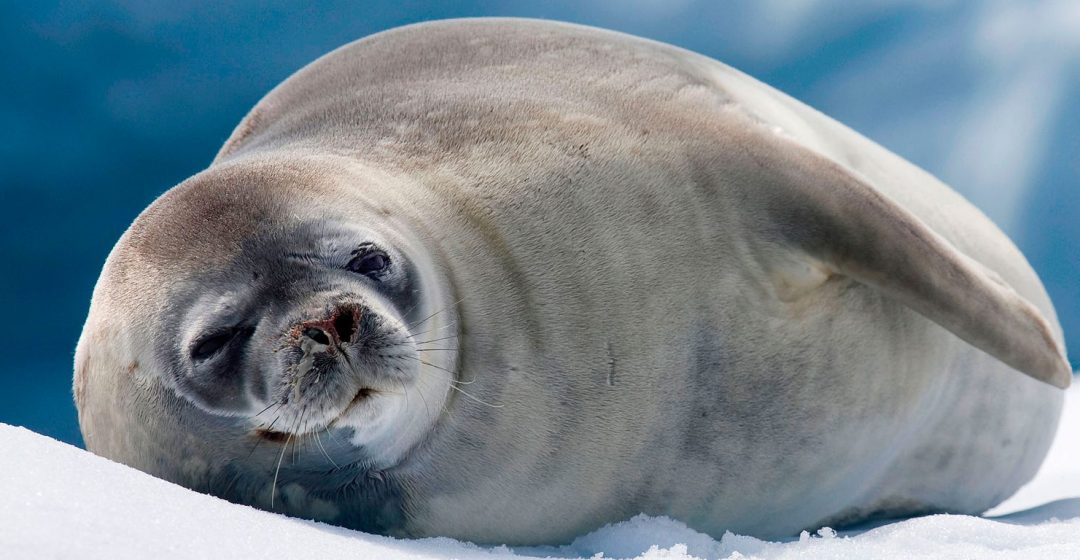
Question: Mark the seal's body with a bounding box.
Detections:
[75,19,1070,544]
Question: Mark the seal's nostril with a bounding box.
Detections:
[303,327,331,345]
[335,310,356,343]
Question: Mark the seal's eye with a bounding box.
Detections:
[346,248,390,277]
[191,330,237,362]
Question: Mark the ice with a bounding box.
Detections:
[3,383,1078,559]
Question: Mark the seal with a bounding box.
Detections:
[74,18,1071,544]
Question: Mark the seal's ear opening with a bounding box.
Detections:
[736,128,1071,389]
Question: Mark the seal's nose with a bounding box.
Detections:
[333,307,358,342]
[302,327,331,345]
[297,304,360,345]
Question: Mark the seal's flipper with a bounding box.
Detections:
[735,126,1071,389]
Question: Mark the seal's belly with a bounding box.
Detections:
[632,284,1059,538]
[409,269,1059,543]
[637,281,946,537]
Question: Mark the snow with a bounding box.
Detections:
[3,384,1079,559]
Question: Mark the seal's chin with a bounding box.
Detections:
[255,387,378,443]
[344,387,378,412]
[330,386,382,427]
[254,377,446,469]
[328,372,449,467]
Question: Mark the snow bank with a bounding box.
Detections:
[3,385,1079,560]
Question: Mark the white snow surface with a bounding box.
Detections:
[3,383,1079,560]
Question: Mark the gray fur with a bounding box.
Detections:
[75,18,1069,545]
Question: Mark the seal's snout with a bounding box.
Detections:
[295,303,361,346]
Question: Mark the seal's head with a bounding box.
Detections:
[74,155,456,531]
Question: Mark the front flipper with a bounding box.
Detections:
[727,123,1070,389]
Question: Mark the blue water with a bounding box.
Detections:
[2,2,1076,446]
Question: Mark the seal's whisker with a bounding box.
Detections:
[412,373,434,419]
[414,334,457,343]
[371,333,459,351]
[323,425,344,447]
[264,414,282,433]
[407,297,465,330]
[396,298,425,325]
[397,354,461,379]
[254,400,282,418]
[448,383,503,409]
[246,412,282,460]
[398,378,410,415]
[292,407,308,465]
[270,430,293,509]
[314,428,339,469]
[407,322,457,340]
[377,324,447,349]
[387,353,483,394]
[414,334,459,345]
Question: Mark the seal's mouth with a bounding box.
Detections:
[340,386,377,416]
[254,386,379,442]
[253,428,291,443]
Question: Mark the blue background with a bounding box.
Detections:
[3,1,1077,446]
